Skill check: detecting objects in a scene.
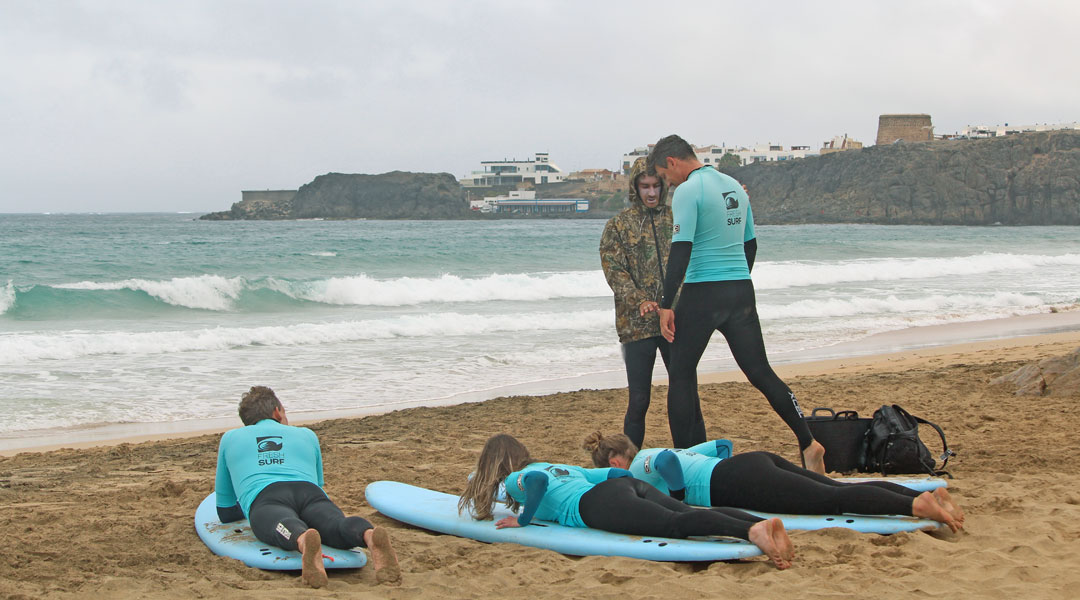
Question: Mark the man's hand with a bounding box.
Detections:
[659,308,675,342]
[495,516,522,529]
[639,300,659,316]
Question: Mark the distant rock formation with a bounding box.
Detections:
[201,171,468,220]
[726,130,1080,225]
[991,347,1080,396]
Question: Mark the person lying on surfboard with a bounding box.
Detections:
[582,431,964,533]
[458,433,796,569]
[214,386,401,588]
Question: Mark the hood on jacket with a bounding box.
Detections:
[627,157,667,210]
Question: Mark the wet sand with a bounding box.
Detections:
[2,332,1079,598]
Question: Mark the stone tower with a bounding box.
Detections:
[876,114,933,145]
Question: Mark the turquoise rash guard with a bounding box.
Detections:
[503,463,630,527]
[629,440,733,506]
[670,167,755,283]
[214,418,324,516]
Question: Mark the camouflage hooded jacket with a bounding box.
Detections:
[599,157,673,344]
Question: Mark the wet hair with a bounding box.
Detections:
[458,433,533,520]
[582,431,639,468]
[646,134,696,172]
[238,386,283,425]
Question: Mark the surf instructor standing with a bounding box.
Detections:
[647,134,826,474]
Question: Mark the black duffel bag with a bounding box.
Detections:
[804,408,872,474]
[863,404,954,476]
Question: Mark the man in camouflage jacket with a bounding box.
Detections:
[599,157,677,448]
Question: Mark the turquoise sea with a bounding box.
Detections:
[2,214,1080,441]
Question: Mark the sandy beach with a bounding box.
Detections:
[3,330,1080,599]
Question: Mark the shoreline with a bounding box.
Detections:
[4,310,1079,456]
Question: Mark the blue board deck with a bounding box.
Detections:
[366,481,761,562]
[194,493,367,571]
[835,476,948,492]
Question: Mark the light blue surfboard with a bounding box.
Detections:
[365,481,762,562]
[194,493,367,570]
[834,475,948,492]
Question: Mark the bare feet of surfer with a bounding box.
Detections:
[364,526,401,584]
[912,491,961,533]
[297,529,328,589]
[933,487,965,527]
[747,517,794,570]
[802,440,827,476]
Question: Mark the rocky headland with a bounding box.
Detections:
[729,129,1080,225]
[202,130,1080,224]
[201,171,469,220]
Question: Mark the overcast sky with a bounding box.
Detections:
[2,1,1077,213]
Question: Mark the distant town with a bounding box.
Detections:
[240,115,1080,216]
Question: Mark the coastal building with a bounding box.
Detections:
[621,142,818,173]
[958,122,1080,138]
[570,168,617,182]
[876,114,934,145]
[469,190,588,214]
[820,134,864,154]
[460,153,566,187]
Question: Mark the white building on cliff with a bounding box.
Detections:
[460,152,566,187]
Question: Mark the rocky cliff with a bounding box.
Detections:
[201,171,469,220]
[727,130,1080,225]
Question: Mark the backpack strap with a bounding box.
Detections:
[911,414,955,476]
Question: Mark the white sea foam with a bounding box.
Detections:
[0,281,15,315]
[0,310,613,364]
[285,271,610,306]
[753,253,1080,290]
[57,275,246,311]
[308,251,337,257]
[759,291,1047,320]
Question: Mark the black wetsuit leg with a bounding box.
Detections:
[577,477,762,540]
[708,452,919,515]
[622,336,670,448]
[248,481,373,551]
[668,279,813,450]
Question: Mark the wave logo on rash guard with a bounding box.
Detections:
[545,466,571,479]
[256,436,286,466]
[257,436,283,452]
[723,191,740,210]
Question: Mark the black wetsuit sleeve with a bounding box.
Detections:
[660,241,692,309]
[517,471,549,526]
[744,238,757,273]
[217,503,245,523]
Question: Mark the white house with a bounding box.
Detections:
[959,122,1080,139]
[460,152,566,187]
[621,142,817,172]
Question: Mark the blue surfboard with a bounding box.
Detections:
[834,475,948,492]
[365,481,762,562]
[194,493,367,570]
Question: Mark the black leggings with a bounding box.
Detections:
[577,477,763,541]
[248,481,372,551]
[621,336,671,448]
[667,279,814,450]
[709,452,919,515]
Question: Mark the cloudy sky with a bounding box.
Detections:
[2,0,1077,213]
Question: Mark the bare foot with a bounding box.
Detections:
[933,487,965,526]
[912,492,961,533]
[747,517,794,570]
[298,529,328,589]
[802,440,827,476]
[363,526,401,584]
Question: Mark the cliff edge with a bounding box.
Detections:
[729,130,1080,225]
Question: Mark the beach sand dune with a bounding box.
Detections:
[2,336,1080,599]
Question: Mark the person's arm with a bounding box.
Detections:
[312,430,325,487]
[599,220,651,311]
[685,440,734,460]
[652,450,687,501]
[744,238,757,273]
[497,471,548,528]
[214,434,243,522]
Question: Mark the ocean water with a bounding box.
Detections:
[2,213,1079,439]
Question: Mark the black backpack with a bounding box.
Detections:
[862,404,954,476]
